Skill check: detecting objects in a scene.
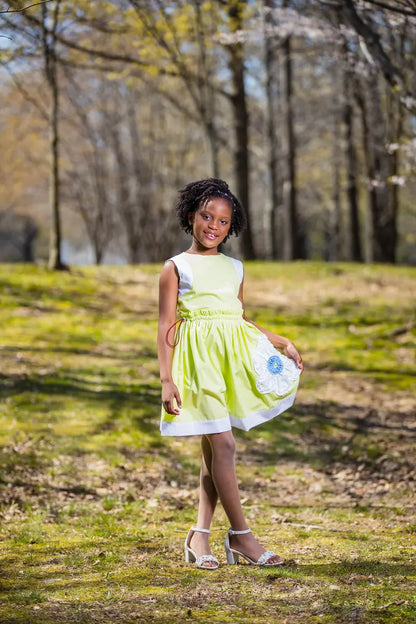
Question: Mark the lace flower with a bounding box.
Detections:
[252,334,300,396]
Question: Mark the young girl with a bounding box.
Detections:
[157,178,303,570]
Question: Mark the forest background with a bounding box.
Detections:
[0,0,415,268]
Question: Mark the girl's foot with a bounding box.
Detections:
[185,527,219,569]
[228,529,283,565]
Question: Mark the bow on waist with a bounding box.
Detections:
[165,317,185,348]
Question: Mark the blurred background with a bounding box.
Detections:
[0,0,415,267]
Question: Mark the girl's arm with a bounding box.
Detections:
[238,280,304,371]
[157,261,182,414]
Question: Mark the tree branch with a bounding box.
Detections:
[0,1,52,14]
[342,0,402,88]
[361,0,416,16]
[0,60,49,120]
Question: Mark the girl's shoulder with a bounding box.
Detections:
[165,252,190,272]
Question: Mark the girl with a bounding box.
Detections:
[157,178,303,570]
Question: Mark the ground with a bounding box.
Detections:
[0,262,415,623]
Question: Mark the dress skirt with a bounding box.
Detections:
[160,309,300,437]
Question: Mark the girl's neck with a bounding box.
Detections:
[185,249,220,256]
[186,243,220,256]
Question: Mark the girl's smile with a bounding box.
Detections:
[189,198,232,254]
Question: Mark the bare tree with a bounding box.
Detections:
[63,77,116,265]
[342,42,362,262]
[223,0,254,259]
[282,1,306,260]
[263,0,283,259]
[42,0,65,269]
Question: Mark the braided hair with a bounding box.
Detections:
[176,178,246,242]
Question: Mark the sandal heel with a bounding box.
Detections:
[225,548,238,565]
[185,547,196,563]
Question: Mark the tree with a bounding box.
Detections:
[41,0,65,269]
[2,0,67,269]
[342,41,362,262]
[318,0,415,261]
[263,0,283,259]
[128,0,222,178]
[63,73,116,265]
[223,0,255,259]
[1,0,414,264]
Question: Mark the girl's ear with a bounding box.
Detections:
[188,211,195,226]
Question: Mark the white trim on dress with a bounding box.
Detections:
[230,393,296,431]
[160,415,232,437]
[160,392,296,437]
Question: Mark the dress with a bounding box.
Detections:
[160,252,300,437]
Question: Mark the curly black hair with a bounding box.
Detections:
[176,178,246,241]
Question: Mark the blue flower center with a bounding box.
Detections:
[267,355,283,375]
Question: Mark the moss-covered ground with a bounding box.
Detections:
[0,262,415,623]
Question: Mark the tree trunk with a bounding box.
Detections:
[329,113,342,262]
[282,30,304,260]
[195,0,220,177]
[355,71,396,263]
[367,73,396,263]
[386,22,406,262]
[110,118,139,264]
[43,1,65,270]
[22,218,38,262]
[343,46,362,262]
[264,0,283,259]
[227,0,255,259]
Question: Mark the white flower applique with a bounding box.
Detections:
[252,334,301,396]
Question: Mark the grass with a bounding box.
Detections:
[0,261,415,623]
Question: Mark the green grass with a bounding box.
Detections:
[0,262,415,623]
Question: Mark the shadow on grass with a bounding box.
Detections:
[236,400,416,479]
[1,364,415,517]
[0,373,160,423]
[2,366,415,471]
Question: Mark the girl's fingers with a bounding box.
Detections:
[163,392,181,415]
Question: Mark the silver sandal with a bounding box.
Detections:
[225,527,284,566]
[184,527,220,570]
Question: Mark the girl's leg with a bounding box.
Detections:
[196,434,218,526]
[207,430,282,564]
[188,435,218,564]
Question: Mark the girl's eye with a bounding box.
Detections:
[221,220,228,225]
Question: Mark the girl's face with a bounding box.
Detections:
[189,198,232,253]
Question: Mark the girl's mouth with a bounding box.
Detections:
[204,232,217,240]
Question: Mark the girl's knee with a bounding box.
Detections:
[210,431,236,457]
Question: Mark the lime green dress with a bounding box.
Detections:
[160,252,300,437]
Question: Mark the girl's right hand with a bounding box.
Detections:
[162,381,182,415]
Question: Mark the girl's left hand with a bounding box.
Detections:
[284,342,303,372]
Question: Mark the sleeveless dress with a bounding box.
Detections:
[160,252,300,437]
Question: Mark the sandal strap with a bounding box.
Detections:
[191,526,210,534]
[195,554,219,567]
[257,551,279,565]
[228,527,251,535]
